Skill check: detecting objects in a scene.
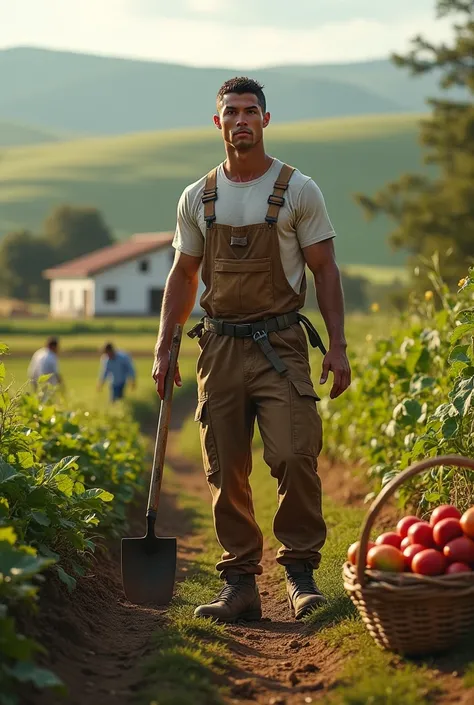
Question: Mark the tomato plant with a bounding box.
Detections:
[320,262,474,513]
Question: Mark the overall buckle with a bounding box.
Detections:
[252,330,267,342]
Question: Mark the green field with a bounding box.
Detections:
[2,312,394,409]
[0,113,425,266]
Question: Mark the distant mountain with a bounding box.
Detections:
[0,113,425,268]
[0,47,458,136]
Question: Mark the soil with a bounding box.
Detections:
[19,393,474,705]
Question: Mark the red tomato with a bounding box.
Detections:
[412,549,446,576]
[367,545,404,572]
[400,537,411,551]
[433,518,463,547]
[443,536,474,564]
[408,521,435,548]
[396,515,419,538]
[446,562,472,574]
[460,507,474,540]
[429,504,461,527]
[402,543,426,571]
[347,541,375,565]
[375,532,402,549]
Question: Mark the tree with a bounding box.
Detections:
[355,0,474,286]
[43,205,114,263]
[0,230,55,301]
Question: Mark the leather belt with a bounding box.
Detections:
[188,311,326,375]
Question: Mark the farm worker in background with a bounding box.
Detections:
[97,343,136,402]
[28,336,63,393]
[153,77,351,623]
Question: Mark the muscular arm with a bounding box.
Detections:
[303,239,351,398]
[152,251,202,398]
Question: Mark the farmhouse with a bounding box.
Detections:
[43,232,204,317]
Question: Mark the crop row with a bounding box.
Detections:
[320,262,474,512]
[0,346,145,704]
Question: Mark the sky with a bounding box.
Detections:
[0,0,453,68]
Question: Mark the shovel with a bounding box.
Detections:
[121,323,183,605]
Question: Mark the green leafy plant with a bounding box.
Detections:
[320,262,474,512]
[0,345,145,703]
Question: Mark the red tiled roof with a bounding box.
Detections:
[43,232,174,279]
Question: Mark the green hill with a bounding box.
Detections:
[0,120,64,147]
[0,47,458,135]
[0,113,426,267]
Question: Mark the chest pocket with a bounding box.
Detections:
[212,258,274,316]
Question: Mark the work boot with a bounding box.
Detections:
[285,562,327,620]
[194,573,262,623]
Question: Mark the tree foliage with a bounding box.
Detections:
[0,230,54,301]
[355,0,474,285]
[0,206,114,303]
[43,205,114,263]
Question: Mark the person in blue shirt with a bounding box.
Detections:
[97,343,136,401]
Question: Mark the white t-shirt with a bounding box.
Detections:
[28,348,59,384]
[172,158,336,293]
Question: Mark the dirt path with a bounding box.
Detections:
[166,438,354,704]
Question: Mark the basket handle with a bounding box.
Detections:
[356,454,474,586]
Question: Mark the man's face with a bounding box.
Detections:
[214,93,270,151]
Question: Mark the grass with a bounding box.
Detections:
[140,477,228,705]
[0,113,425,266]
[3,351,197,411]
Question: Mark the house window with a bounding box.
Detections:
[104,287,118,303]
[138,259,150,273]
[57,289,63,304]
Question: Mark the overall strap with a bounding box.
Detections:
[265,163,295,225]
[202,168,218,228]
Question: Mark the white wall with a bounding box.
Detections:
[93,247,205,316]
[50,278,95,317]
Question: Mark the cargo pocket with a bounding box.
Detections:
[289,379,322,457]
[212,258,273,316]
[194,394,220,478]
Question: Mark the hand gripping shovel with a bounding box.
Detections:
[121,324,183,604]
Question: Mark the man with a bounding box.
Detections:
[97,343,136,402]
[152,77,351,623]
[28,336,63,393]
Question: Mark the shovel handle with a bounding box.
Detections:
[147,324,183,518]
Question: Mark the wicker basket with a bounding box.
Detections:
[343,454,474,656]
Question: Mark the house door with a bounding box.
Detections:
[149,288,164,314]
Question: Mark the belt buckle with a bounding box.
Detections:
[232,323,251,337]
[253,330,267,342]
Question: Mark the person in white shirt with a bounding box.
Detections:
[28,337,63,392]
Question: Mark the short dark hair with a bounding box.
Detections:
[103,342,114,354]
[216,77,266,114]
[47,336,58,348]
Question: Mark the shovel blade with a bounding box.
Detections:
[121,535,177,605]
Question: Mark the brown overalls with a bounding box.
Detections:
[190,163,327,577]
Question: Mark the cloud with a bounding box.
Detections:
[132,0,438,30]
[0,0,454,69]
[186,0,221,14]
